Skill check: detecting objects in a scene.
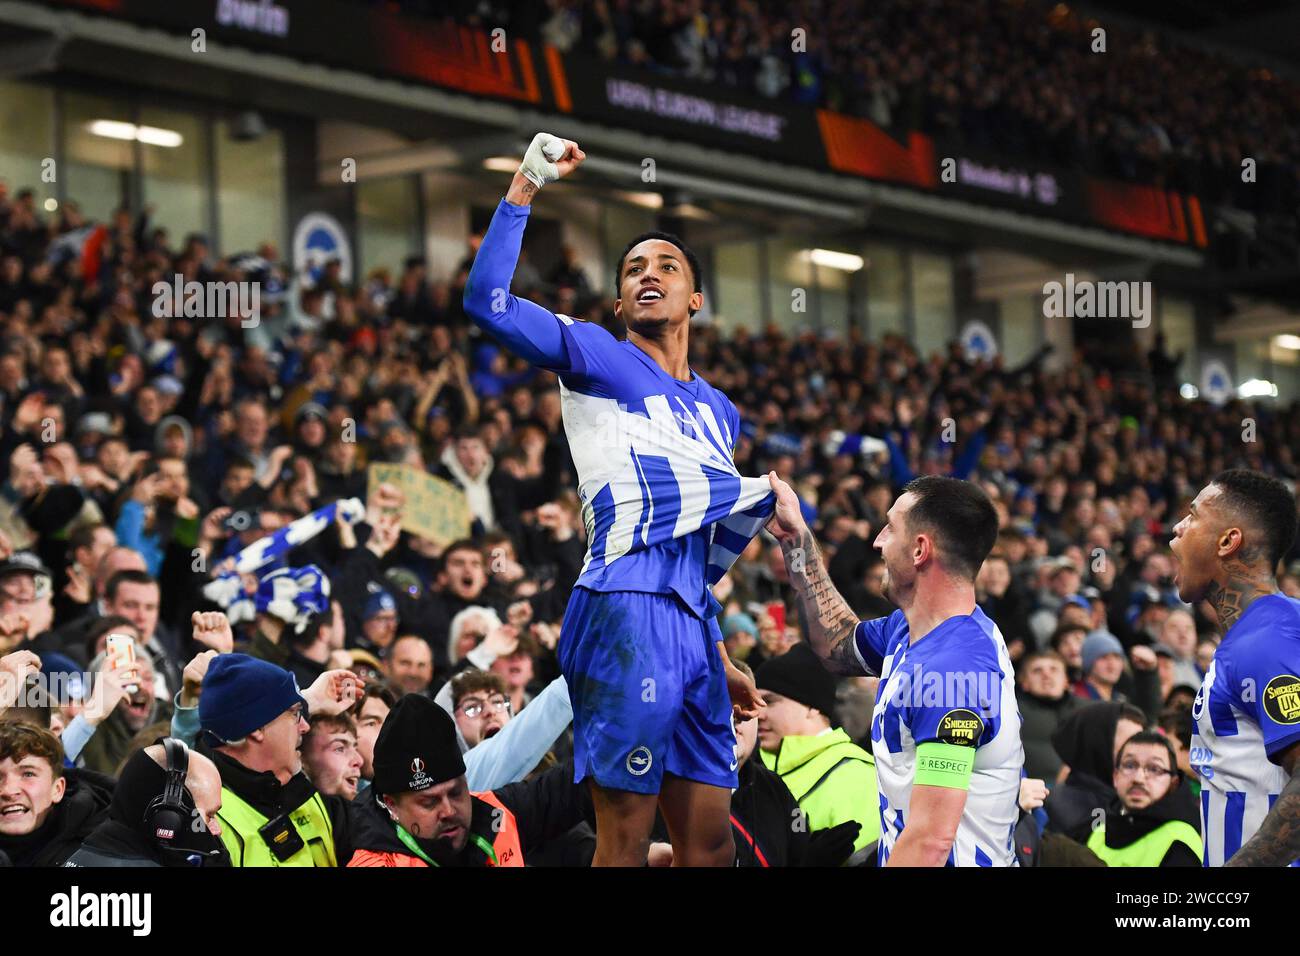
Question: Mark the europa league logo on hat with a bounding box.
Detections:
[371,693,466,797]
[409,757,432,791]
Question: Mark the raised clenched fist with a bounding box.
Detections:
[192,611,234,654]
[518,133,586,189]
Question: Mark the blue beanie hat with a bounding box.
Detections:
[1081,630,1125,676]
[363,588,397,621]
[199,654,308,743]
[722,612,758,638]
[40,652,85,704]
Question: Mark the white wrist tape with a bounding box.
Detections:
[518,132,567,189]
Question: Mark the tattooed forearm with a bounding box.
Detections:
[505,173,539,206]
[1225,766,1300,866]
[782,528,868,676]
[825,632,868,676]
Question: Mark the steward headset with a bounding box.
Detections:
[147,738,228,867]
[146,738,192,846]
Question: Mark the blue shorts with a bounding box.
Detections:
[557,587,737,794]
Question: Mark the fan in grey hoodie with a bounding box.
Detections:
[154,414,193,460]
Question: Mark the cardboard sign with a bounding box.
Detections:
[366,464,471,547]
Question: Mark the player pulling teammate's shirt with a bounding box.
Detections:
[853,606,1024,866]
[1191,593,1300,866]
[464,199,774,793]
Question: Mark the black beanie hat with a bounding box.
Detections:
[111,748,177,830]
[372,693,466,796]
[755,643,839,721]
[111,746,229,866]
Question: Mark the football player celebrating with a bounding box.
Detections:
[766,472,1024,866]
[463,133,770,866]
[1171,469,1300,866]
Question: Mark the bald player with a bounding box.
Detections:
[1171,469,1300,866]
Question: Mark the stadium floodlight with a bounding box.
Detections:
[88,120,138,141]
[88,120,183,148]
[615,191,664,210]
[136,126,184,148]
[661,198,715,221]
[1237,378,1278,398]
[1274,334,1300,350]
[804,248,865,272]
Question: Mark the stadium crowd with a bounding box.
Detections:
[406,0,1300,225]
[0,172,1297,866]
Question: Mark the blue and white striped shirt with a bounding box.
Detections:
[856,607,1024,866]
[464,199,773,619]
[1191,594,1300,866]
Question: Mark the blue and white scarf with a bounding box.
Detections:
[202,498,362,622]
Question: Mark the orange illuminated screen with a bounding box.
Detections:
[545,44,572,113]
[816,110,937,189]
[379,21,541,103]
[1086,180,1207,247]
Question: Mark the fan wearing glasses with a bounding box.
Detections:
[1085,730,1203,867]
[449,671,514,748]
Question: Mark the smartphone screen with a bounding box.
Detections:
[105,633,139,694]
